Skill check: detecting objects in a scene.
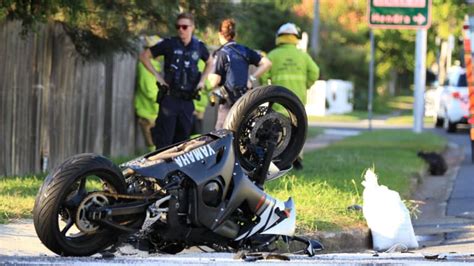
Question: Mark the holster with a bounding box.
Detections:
[156,83,169,103]
[225,86,248,105]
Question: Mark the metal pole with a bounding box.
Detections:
[310,0,320,55]
[413,29,427,133]
[368,29,375,131]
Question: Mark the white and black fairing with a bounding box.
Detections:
[122,129,296,245]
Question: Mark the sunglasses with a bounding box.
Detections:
[176,24,191,30]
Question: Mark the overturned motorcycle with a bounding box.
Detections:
[33,85,323,257]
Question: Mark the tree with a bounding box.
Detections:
[373,0,468,95]
[0,0,234,58]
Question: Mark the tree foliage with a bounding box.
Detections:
[1,0,469,105]
[1,0,179,58]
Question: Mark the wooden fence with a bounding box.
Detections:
[0,20,142,176]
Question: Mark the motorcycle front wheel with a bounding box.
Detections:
[33,153,131,256]
[223,85,307,173]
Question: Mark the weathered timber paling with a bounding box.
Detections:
[0,20,140,176]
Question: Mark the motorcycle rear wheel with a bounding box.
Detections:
[223,85,307,172]
[33,153,130,256]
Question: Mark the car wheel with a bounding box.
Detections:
[435,117,444,128]
[443,117,457,133]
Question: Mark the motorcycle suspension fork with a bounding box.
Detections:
[253,137,278,188]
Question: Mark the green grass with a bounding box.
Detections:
[307,126,324,139]
[0,175,44,223]
[0,130,446,232]
[309,111,368,123]
[265,129,446,232]
[375,95,414,114]
[308,95,420,124]
[385,115,435,126]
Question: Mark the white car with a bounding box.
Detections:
[435,70,469,132]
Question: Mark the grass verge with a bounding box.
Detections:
[309,111,368,123]
[307,126,325,138]
[265,129,446,233]
[308,95,423,125]
[0,130,446,232]
[385,115,435,126]
[0,175,44,223]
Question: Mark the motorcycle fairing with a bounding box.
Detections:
[126,131,236,229]
[260,197,296,236]
[123,129,295,242]
[234,197,296,241]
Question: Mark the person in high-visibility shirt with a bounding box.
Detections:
[135,35,162,152]
[191,59,211,135]
[261,22,320,170]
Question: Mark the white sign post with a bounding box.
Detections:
[368,0,432,133]
[413,29,427,133]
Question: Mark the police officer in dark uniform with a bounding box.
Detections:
[209,18,271,129]
[139,12,213,149]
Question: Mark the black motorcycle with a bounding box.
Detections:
[33,85,323,257]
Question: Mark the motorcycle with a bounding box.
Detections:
[33,85,323,257]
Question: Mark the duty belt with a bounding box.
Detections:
[169,89,195,101]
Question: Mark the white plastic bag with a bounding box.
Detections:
[362,168,419,251]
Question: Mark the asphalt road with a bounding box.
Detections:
[439,126,474,218]
[1,248,473,265]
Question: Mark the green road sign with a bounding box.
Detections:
[368,0,432,29]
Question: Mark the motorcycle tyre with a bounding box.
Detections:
[33,153,128,256]
[223,85,307,172]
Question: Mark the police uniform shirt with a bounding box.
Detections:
[150,36,210,91]
[214,41,261,90]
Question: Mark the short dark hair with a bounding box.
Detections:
[219,18,235,41]
[177,12,195,25]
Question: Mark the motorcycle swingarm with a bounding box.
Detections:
[88,201,150,231]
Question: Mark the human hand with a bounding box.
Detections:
[197,80,205,90]
[155,74,168,87]
[247,79,253,90]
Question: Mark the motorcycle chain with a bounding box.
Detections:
[99,191,164,201]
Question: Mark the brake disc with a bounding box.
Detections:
[249,112,291,158]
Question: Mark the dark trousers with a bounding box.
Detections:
[151,95,194,149]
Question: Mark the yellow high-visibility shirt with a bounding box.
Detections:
[261,44,319,104]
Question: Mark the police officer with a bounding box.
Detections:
[261,22,320,169]
[209,18,271,129]
[139,12,213,149]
